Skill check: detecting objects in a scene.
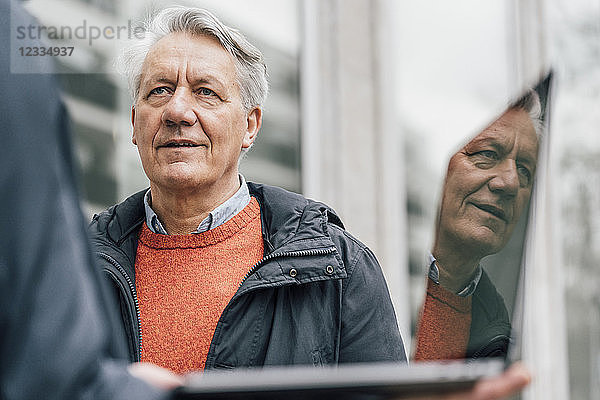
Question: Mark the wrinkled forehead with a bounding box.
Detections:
[466,108,539,161]
[140,32,236,83]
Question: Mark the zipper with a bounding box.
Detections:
[238,247,337,288]
[98,252,143,361]
[205,246,338,369]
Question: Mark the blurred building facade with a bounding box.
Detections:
[18,0,600,398]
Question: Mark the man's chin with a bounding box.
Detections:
[446,225,507,259]
[153,168,212,192]
[436,227,506,263]
[466,230,506,258]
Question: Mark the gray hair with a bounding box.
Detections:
[118,6,268,112]
[509,89,544,138]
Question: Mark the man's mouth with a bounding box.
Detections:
[159,140,201,148]
[472,203,508,222]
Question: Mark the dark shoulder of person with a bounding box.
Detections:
[467,270,511,359]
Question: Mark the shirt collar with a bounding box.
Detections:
[143,174,251,235]
[427,253,482,297]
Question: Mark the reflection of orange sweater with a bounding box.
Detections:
[414,279,472,360]
[134,198,263,374]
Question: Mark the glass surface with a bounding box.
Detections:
[413,74,552,362]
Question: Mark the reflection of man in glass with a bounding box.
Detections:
[434,92,540,293]
[416,91,541,360]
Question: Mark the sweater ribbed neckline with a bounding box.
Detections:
[138,197,260,249]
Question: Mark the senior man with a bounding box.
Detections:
[90,9,531,398]
[89,6,405,374]
[415,91,542,361]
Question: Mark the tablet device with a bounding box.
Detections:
[178,359,503,399]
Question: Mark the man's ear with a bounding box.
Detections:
[131,105,137,145]
[242,107,262,149]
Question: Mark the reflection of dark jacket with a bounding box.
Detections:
[467,271,511,358]
[89,183,407,368]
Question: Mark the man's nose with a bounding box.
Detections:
[162,89,197,127]
[488,160,519,197]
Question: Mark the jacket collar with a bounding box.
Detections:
[247,182,344,254]
[241,182,347,289]
[95,188,146,246]
[98,183,345,246]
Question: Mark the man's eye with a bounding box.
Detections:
[477,150,498,160]
[197,87,217,96]
[149,87,170,96]
[517,164,532,186]
[468,149,499,169]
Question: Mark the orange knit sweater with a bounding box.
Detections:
[134,198,264,374]
[414,278,472,360]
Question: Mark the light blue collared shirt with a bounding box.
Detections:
[427,253,482,297]
[143,175,251,235]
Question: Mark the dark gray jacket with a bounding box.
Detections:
[89,183,407,369]
[467,271,511,358]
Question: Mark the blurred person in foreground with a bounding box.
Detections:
[415,92,541,361]
[0,0,182,398]
[87,5,530,399]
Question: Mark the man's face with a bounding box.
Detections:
[132,32,260,194]
[436,108,539,258]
